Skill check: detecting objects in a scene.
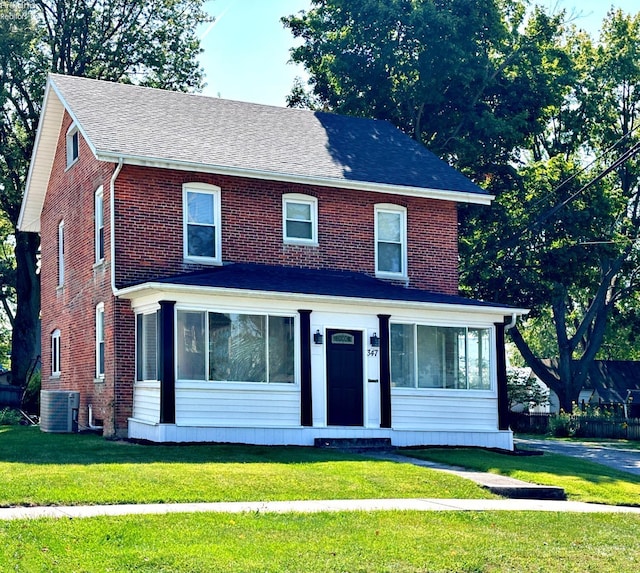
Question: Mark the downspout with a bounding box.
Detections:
[88,404,103,430]
[504,313,517,331]
[109,159,124,436]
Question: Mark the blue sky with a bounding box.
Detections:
[198,0,640,107]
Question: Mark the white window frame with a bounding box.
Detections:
[95,186,104,263]
[57,220,64,287]
[374,203,407,279]
[51,329,61,377]
[96,303,105,379]
[282,193,318,245]
[66,124,79,168]
[182,182,222,264]
[135,309,159,382]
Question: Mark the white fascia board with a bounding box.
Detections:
[95,152,494,205]
[18,76,101,232]
[117,281,528,317]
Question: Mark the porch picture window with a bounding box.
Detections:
[283,194,318,244]
[96,303,105,378]
[95,187,104,262]
[375,204,407,277]
[390,323,491,390]
[177,310,295,384]
[183,183,221,263]
[136,312,159,381]
[51,329,61,377]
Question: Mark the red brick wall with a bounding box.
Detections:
[114,166,459,293]
[40,112,134,437]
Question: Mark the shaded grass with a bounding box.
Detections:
[1,510,639,572]
[0,427,493,506]
[405,447,640,506]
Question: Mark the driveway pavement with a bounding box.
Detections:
[515,437,640,476]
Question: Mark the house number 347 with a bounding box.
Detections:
[367,349,379,357]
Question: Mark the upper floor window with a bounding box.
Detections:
[183,183,221,263]
[282,193,318,245]
[57,220,64,287]
[95,187,104,263]
[375,204,407,278]
[66,124,79,168]
[51,329,61,377]
[96,303,105,379]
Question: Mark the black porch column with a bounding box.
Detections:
[298,309,313,426]
[378,314,392,428]
[495,321,510,431]
[158,301,176,424]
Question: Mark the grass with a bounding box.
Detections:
[0,427,493,506]
[1,511,639,572]
[404,446,640,506]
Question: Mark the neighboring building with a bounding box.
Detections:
[19,74,526,449]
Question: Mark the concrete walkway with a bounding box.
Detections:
[1,498,640,520]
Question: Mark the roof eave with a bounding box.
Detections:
[117,281,528,316]
[96,152,494,205]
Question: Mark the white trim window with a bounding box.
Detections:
[95,186,104,263]
[282,193,318,245]
[136,311,158,382]
[183,183,221,263]
[57,220,65,287]
[96,303,105,379]
[51,329,61,377]
[176,310,295,384]
[390,323,492,390]
[66,124,79,168]
[375,204,407,278]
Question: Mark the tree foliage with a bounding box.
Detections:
[0,0,210,387]
[284,1,640,410]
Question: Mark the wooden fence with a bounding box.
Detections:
[510,412,640,440]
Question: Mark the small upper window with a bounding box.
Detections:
[375,204,407,278]
[95,187,104,263]
[66,125,79,168]
[283,194,318,245]
[183,183,221,263]
[51,329,61,377]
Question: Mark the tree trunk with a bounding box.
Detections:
[11,230,40,388]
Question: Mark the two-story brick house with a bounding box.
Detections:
[19,74,525,449]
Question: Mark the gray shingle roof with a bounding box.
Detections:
[50,74,486,195]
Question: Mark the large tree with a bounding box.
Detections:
[0,0,210,389]
[284,1,640,410]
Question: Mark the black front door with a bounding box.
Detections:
[326,329,364,426]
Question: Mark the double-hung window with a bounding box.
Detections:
[66,124,79,168]
[375,204,407,278]
[95,187,104,263]
[390,323,491,390]
[96,303,105,378]
[51,329,61,377]
[57,220,65,287]
[183,183,221,263]
[283,193,318,245]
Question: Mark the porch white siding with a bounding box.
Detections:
[174,382,300,427]
[132,382,161,423]
[391,392,498,431]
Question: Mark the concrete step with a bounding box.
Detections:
[314,438,393,452]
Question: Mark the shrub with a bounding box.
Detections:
[0,408,23,426]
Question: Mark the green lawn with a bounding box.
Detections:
[3,426,640,572]
[2,511,639,572]
[0,426,492,506]
[404,446,640,506]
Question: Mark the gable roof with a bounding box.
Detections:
[118,262,525,316]
[19,74,491,232]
